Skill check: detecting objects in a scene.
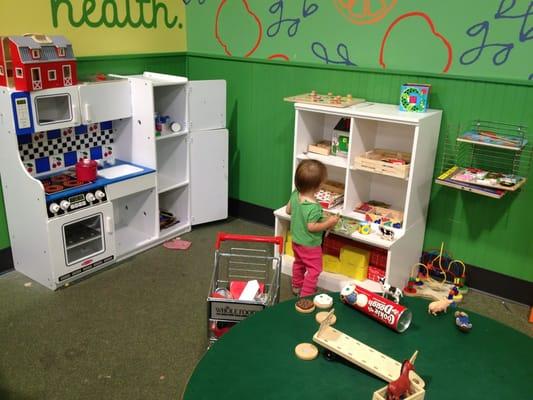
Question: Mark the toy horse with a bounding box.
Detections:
[387,351,418,400]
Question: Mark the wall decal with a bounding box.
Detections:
[215,0,263,57]
[333,0,397,25]
[268,54,290,61]
[311,42,357,66]
[379,11,453,73]
[266,0,319,38]
[460,0,531,67]
[51,0,182,29]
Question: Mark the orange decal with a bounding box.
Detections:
[379,11,453,73]
[215,0,263,58]
[333,0,397,25]
[268,53,290,61]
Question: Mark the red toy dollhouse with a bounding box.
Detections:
[0,34,77,91]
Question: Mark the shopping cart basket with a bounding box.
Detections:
[207,232,283,345]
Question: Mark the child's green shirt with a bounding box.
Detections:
[289,191,323,247]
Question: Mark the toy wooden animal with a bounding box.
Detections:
[379,277,403,304]
[428,299,454,315]
[386,351,418,400]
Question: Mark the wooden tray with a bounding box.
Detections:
[353,149,411,179]
[284,92,365,108]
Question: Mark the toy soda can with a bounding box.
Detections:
[340,284,412,333]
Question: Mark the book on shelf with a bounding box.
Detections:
[457,130,528,150]
[436,166,507,199]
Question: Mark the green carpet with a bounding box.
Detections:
[0,218,531,400]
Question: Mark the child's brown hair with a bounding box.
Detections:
[294,159,327,193]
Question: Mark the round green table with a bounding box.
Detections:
[183,296,532,399]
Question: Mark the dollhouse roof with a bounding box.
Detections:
[8,35,75,63]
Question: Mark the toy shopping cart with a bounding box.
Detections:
[207,232,283,346]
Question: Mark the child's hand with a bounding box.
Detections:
[327,214,340,229]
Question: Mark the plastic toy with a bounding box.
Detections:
[313,293,333,309]
[294,343,319,360]
[379,277,403,304]
[386,351,418,400]
[399,83,430,112]
[295,298,315,313]
[428,299,454,316]
[455,311,472,332]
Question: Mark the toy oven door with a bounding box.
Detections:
[48,202,115,284]
[30,86,80,132]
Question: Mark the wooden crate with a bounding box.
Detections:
[308,141,331,155]
[353,149,411,179]
[372,382,425,400]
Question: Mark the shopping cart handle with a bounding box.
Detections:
[216,232,283,252]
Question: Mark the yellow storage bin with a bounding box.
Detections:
[284,232,294,257]
[323,255,342,274]
[339,246,370,280]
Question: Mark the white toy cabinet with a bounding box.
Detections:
[0,72,228,289]
[275,102,442,291]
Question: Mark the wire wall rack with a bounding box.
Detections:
[435,120,531,199]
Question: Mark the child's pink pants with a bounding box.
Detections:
[292,243,323,297]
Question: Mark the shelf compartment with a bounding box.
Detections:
[352,149,411,179]
[113,188,158,257]
[158,177,189,194]
[296,152,347,169]
[153,84,188,136]
[158,186,190,235]
[156,131,188,141]
[156,134,188,193]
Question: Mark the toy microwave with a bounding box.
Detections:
[11,85,81,135]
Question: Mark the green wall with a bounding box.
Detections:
[185,0,533,82]
[0,53,187,250]
[187,54,532,282]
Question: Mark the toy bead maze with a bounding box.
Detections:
[284,91,365,108]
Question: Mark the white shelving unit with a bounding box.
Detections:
[275,102,442,291]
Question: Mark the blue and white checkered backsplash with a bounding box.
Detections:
[17,121,115,176]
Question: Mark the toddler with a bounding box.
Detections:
[286,159,339,297]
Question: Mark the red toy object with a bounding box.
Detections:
[387,351,418,400]
[340,284,412,333]
[75,159,97,183]
[229,280,265,299]
[0,34,77,91]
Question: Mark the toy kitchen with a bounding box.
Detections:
[0,35,228,289]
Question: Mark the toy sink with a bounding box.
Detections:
[98,164,143,179]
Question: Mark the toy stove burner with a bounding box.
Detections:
[41,172,93,195]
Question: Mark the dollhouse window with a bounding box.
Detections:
[31,68,41,82]
[57,47,66,57]
[48,69,57,81]
[15,68,23,78]
[31,49,41,59]
[63,65,71,79]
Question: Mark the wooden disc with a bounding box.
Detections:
[295,298,315,314]
[295,343,318,361]
[313,294,333,309]
[315,311,336,325]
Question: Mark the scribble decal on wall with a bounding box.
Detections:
[311,42,357,66]
[460,0,531,77]
[50,0,183,29]
[266,0,318,38]
[379,12,453,73]
[333,0,397,25]
[215,0,263,57]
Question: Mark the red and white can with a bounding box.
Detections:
[340,284,412,333]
